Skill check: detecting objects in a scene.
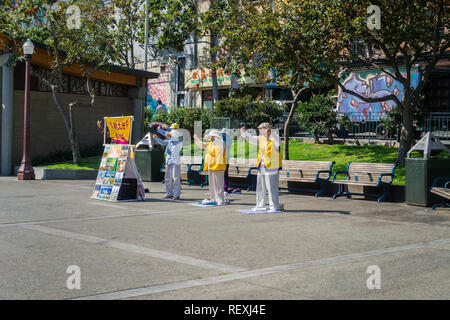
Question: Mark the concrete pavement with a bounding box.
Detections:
[0,177,449,299]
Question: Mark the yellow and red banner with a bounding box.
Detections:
[105,116,132,145]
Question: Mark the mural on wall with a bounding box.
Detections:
[147,66,170,112]
[337,67,420,121]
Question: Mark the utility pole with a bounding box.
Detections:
[144,0,149,71]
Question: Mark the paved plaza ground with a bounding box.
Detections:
[0,177,449,300]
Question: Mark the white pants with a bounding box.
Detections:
[165,164,181,197]
[208,170,224,204]
[256,171,279,210]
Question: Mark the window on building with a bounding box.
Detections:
[177,94,185,107]
[177,57,186,92]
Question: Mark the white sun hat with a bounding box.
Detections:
[257,122,271,129]
[204,129,223,141]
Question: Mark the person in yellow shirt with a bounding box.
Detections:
[194,130,227,206]
[241,122,282,212]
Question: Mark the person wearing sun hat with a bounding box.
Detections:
[153,124,183,200]
[241,122,282,212]
[157,122,179,137]
[194,129,227,206]
[220,128,233,200]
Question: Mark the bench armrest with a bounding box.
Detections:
[377,173,394,185]
[188,164,203,172]
[431,177,450,188]
[316,170,332,181]
[445,181,450,192]
[331,171,349,182]
[247,167,258,177]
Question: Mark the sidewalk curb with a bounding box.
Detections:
[14,166,98,180]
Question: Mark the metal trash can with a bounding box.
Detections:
[134,134,165,182]
[405,132,450,207]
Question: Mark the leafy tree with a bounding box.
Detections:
[316,0,449,163]
[145,0,224,106]
[212,0,336,159]
[110,0,147,69]
[297,93,338,144]
[1,0,118,164]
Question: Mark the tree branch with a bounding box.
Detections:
[335,77,404,111]
[30,65,72,132]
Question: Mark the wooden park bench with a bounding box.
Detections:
[430,177,450,210]
[227,158,258,190]
[160,155,203,185]
[199,158,258,190]
[331,162,397,202]
[279,160,335,197]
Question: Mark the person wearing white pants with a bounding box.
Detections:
[153,124,183,200]
[164,163,181,199]
[241,122,282,212]
[194,130,227,206]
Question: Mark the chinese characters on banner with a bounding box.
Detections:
[105,116,132,144]
[185,68,257,89]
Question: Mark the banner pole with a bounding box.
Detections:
[103,117,106,145]
[129,116,134,145]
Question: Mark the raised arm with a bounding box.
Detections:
[270,132,281,151]
[152,134,168,146]
[240,126,259,145]
[193,135,208,149]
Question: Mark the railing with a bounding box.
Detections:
[279,112,389,141]
[231,111,450,142]
[424,113,450,140]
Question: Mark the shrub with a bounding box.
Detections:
[150,106,211,136]
[181,107,211,136]
[297,92,338,144]
[144,108,154,129]
[152,109,169,124]
[214,96,282,128]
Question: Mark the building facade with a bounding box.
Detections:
[0,34,158,176]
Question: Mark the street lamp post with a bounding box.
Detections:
[17,39,35,180]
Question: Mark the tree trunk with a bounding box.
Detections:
[211,67,219,104]
[326,131,334,144]
[313,130,320,144]
[397,103,415,164]
[283,100,298,160]
[69,106,81,164]
[210,31,219,108]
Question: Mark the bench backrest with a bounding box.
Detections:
[180,156,203,165]
[228,158,257,167]
[347,162,396,182]
[280,160,334,179]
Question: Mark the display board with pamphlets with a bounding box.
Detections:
[91,116,145,202]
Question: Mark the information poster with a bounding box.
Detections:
[91,144,145,202]
[105,116,133,144]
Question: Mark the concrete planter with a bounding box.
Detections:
[14,166,98,180]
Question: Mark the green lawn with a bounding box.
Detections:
[41,141,449,185]
[183,140,406,185]
[287,140,405,185]
[38,156,101,170]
